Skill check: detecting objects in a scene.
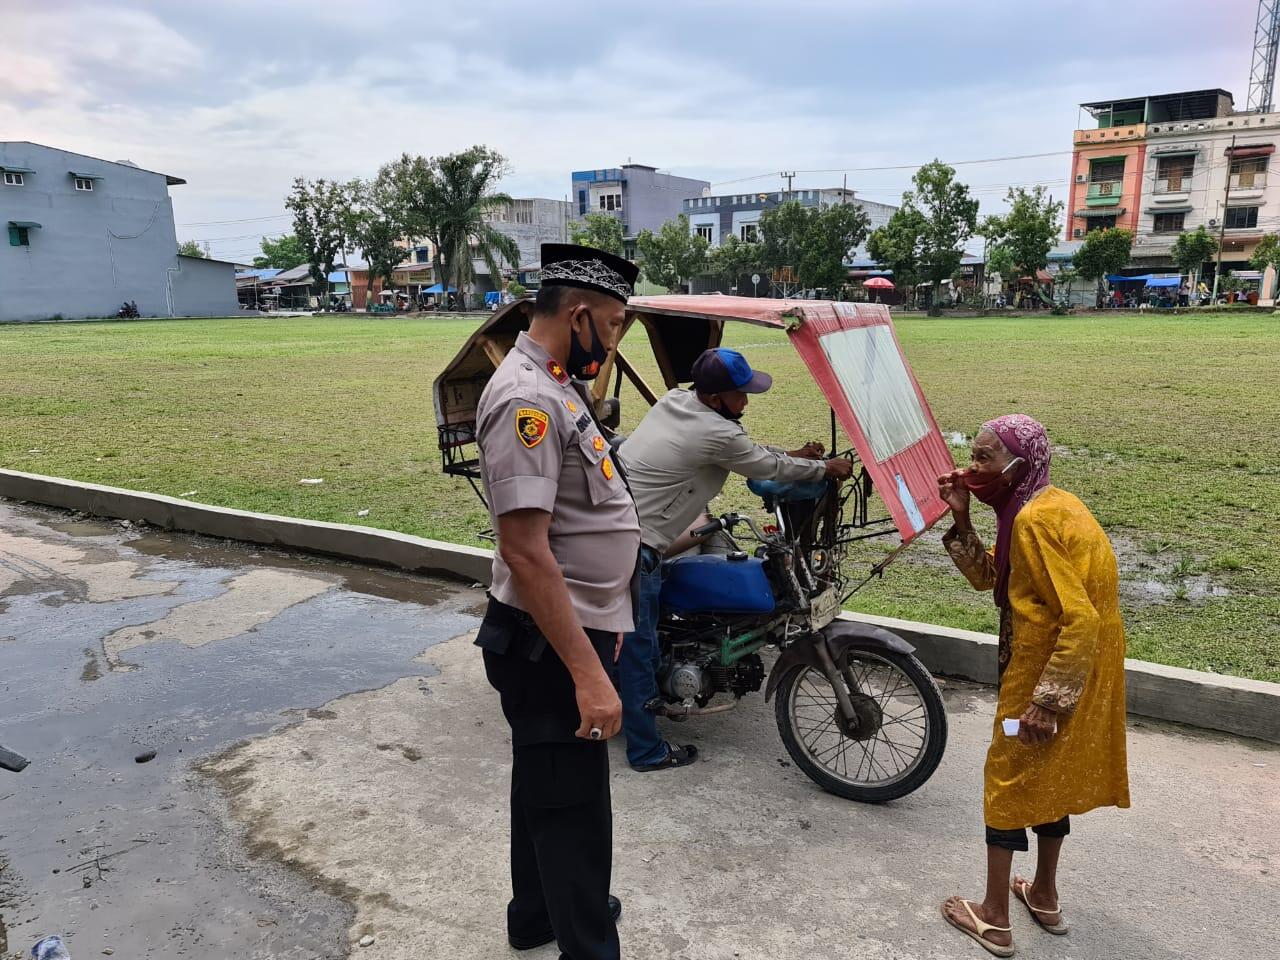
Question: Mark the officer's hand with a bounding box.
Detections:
[614,632,623,663]
[575,669,623,741]
[824,457,855,481]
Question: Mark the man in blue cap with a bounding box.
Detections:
[615,347,854,771]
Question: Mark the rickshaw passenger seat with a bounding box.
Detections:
[747,478,828,504]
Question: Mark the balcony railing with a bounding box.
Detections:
[1153,177,1192,194]
[1230,172,1268,190]
[1086,180,1123,200]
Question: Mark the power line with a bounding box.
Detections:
[708,150,1074,187]
[176,213,290,227]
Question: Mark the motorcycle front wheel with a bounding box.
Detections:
[774,646,947,802]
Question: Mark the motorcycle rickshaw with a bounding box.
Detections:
[434,295,955,802]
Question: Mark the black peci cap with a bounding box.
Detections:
[539,243,639,304]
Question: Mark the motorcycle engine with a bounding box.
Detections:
[659,661,710,701]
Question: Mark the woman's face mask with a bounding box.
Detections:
[962,456,1026,504]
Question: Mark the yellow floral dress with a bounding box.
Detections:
[944,486,1130,830]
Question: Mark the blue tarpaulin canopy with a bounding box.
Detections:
[1107,274,1150,282]
[1144,276,1181,288]
[422,283,456,294]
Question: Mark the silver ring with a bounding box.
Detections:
[589,727,603,741]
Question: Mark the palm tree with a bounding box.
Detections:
[435,147,520,310]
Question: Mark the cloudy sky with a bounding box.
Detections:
[0,0,1260,261]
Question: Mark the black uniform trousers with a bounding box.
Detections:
[478,597,620,960]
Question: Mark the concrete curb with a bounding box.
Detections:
[0,469,492,585]
[3,468,1278,744]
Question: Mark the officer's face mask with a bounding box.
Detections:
[568,308,610,381]
[710,393,745,422]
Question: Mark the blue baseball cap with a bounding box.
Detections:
[690,348,773,394]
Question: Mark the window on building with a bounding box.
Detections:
[598,193,621,211]
[1085,215,1117,232]
[695,224,713,242]
[74,177,94,191]
[1090,159,1124,183]
[1230,157,1268,188]
[8,226,30,246]
[1155,155,1194,192]
[1224,205,1259,229]
[740,223,759,242]
[578,189,587,215]
[3,172,23,186]
[1152,212,1186,233]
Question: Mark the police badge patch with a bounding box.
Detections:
[516,407,550,448]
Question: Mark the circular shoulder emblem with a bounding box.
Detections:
[564,398,579,414]
[515,407,550,448]
[592,435,605,453]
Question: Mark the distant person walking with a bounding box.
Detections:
[936,415,1130,957]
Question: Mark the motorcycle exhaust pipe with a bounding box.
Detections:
[645,698,738,719]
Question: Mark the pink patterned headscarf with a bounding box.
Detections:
[981,414,1052,607]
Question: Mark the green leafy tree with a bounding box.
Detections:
[177,240,206,258]
[253,234,307,270]
[568,213,625,256]
[286,178,355,307]
[981,186,1063,301]
[758,201,812,285]
[635,214,709,293]
[900,161,979,315]
[349,178,406,307]
[374,154,446,291]
[704,234,766,289]
[866,206,927,304]
[507,281,528,299]
[1249,233,1280,282]
[799,202,870,295]
[1072,227,1134,306]
[1171,225,1218,295]
[434,146,521,310]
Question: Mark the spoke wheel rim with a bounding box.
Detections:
[786,654,932,789]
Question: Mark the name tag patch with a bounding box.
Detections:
[516,407,550,448]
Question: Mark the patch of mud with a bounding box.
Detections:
[80,646,103,682]
[1110,531,1231,607]
[126,530,454,607]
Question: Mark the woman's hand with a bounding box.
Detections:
[937,470,971,515]
[1017,703,1058,745]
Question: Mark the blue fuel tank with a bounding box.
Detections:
[660,555,777,615]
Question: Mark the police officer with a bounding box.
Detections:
[474,243,640,960]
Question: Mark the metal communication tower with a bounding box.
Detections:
[1247,0,1280,112]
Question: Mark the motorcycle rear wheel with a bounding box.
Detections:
[774,646,947,802]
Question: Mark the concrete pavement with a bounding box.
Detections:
[2,500,1278,959]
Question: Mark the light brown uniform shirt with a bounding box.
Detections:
[476,331,640,633]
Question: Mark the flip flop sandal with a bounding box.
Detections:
[941,899,1015,958]
[630,743,698,772]
[1012,879,1069,935]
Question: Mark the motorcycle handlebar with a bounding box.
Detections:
[691,518,724,538]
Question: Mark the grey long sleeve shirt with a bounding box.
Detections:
[618,388,826,553]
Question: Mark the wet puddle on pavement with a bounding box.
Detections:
[0,501,484,959]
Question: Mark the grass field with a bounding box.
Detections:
[2,312,1278,681]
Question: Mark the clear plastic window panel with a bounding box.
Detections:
[819,326,930,463]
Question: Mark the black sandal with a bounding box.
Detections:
[631,742,698,772]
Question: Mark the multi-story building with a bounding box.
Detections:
[1067,89,1280,294]
[485,197,571,270]
[1,141,237,321]
[682,186,896,259]
[570,164,710,246]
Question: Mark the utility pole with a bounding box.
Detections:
[782,170,795,195]
[1211,134,1236,303]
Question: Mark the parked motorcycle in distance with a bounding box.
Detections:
[117,300,139,318]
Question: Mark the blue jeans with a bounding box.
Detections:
[618,545,666,767]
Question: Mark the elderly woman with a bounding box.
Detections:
[938,415,1129,957]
